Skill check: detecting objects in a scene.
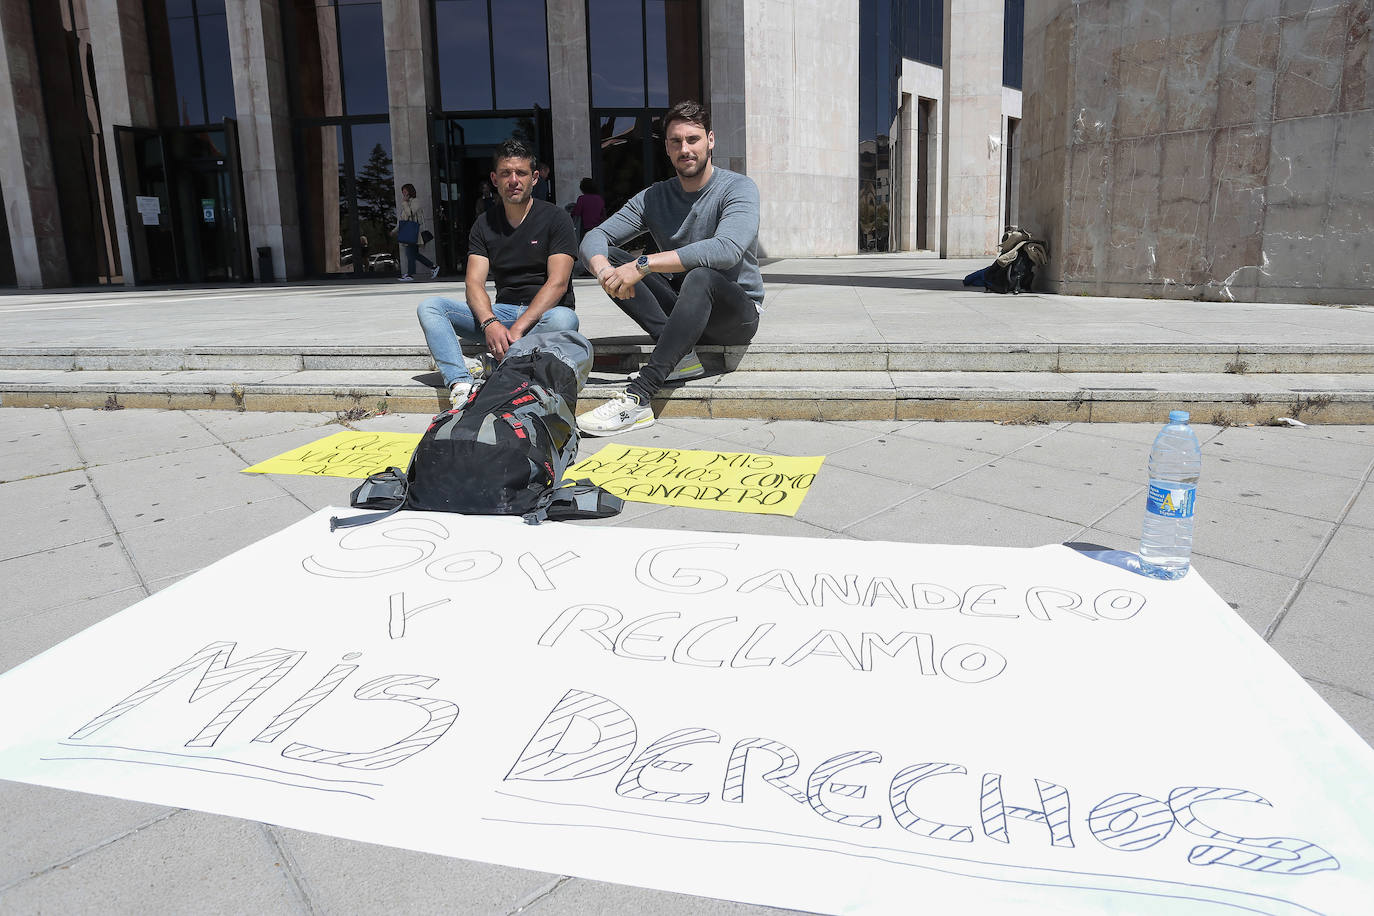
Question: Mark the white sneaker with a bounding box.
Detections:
[577,391,654,436]
[629,349,706,385]
[449,380,474,409]
[399,275,414,282]
[430,265,441,279]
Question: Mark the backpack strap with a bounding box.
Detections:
[328,466,410,531]
[523,478,624,525]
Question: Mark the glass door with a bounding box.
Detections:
[432,115,542,274]
[115,125,248,282]
[115,126,178,283]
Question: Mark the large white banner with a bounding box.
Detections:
[1,510,1371,915]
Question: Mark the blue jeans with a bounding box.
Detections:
[417,296,580,386]
[401,243,435,276]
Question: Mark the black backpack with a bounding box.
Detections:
[330,330,621,528]
[983,226,1049,295]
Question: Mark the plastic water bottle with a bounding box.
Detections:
[1139,410,1201,579]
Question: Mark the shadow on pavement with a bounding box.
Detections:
[762,272,970,291]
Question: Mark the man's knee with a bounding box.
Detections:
[679,266,727,295]
[417,296,447,322]
[537,306,580,333]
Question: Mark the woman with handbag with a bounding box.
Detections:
[396,183,439,281]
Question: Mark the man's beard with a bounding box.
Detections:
[674,156,706,179]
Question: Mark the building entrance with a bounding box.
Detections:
[433,115,546,274]
[116,123,250,283]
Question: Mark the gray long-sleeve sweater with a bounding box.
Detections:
[580,166,765,308]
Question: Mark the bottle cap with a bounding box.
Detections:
[1169,410,1190,423]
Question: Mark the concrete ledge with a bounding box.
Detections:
[8,344,1374,374]
[4,374,1371,423]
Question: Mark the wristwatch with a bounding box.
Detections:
[635,255,651,276]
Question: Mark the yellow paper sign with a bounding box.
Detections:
[568,445,824,516]
[242,431,421,479]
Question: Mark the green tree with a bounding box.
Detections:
[354,143,396,239]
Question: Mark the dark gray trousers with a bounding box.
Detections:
[602,246,759,401]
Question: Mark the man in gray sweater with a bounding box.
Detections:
[578,99,764,435]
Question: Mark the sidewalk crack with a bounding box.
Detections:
[1263,449,1374,642]
[0,809,180,894]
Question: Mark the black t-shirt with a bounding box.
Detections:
[468,199,577,308]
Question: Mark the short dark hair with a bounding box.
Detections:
[401,183,416,197]
[663,100,710,134]
[493,139,535,171]
[579,177,598,195]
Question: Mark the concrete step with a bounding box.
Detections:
[3,365,1371,423]
[5,343,1374,374]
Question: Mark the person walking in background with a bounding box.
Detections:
[571,178,606,238]
[417,139,579,408]
[396,182,440,282]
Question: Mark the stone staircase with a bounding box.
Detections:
[3,341,1374,423]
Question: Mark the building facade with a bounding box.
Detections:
[0,0,1024,288]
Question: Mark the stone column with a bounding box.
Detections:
[384,0,436,236]
[226,0,303,280]
[742,0,858,257]
[941,0,1004,257]
[0,0,70,287]
[705,0,746,173]
[85,0,156,287]
[548,0,592,203]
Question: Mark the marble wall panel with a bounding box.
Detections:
[1274,5,1348,120]
[1169,0,1225,35]
[1122,0,1172,43]
[1339,1,1373,110]
[1325,109,1374,234]
[1266,115,1337,208]
[1159,130,1212,203]
[1163,28,1222,133]
[1216,18,1280,127]
[1113,37,1167,139]
[1107,136,1161,271]
[1023,0,1374,302]
[743,0,856,256]
[1260,201,1329,287]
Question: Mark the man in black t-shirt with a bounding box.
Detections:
[417,139,579,407]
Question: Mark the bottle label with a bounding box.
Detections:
[1147,483,1195,518]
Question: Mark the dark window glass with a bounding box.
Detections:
[298,125,349,272]
[598,115,645,212]
[589,0,645,107]
[159,0,236,126]
[1002,0,1024,89]
[492,1,550,109]
[198,13,236,123]
[350,122,396,257]
[167,16,204,125]
[337,1,388,115]
[859,0,895,252]
[436,0,494,110]
[902,0,942,68]
[644,0,668,106]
